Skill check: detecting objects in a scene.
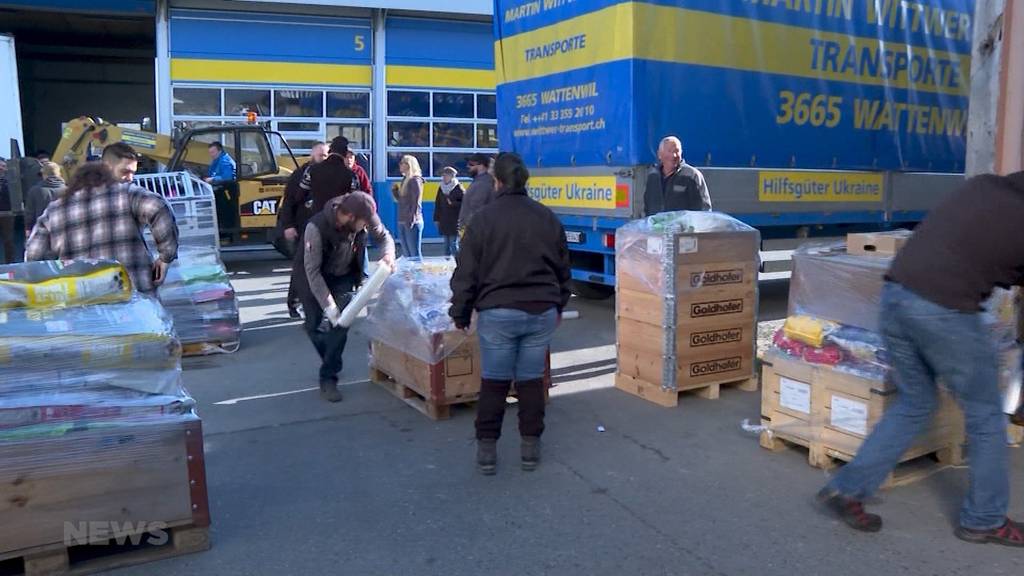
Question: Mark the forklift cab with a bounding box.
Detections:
[168,126,299,245]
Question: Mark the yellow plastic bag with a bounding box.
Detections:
[783,315,837,348]
[0,261,132,310]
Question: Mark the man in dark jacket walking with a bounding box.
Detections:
[301,136,355,215]
[451,152,571,474]
[279,141,328,317]
[293,191,395,402]
[457,153,495,231]
[643,136,711,216]
[816,171,1024,546]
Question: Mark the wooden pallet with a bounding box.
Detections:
[759,421,964,489]
[370,365,476,420]
[6,524,209,576]
[181,340,240,357]
[615,372,758,408]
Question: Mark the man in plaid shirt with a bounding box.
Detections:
[25,161,179,293]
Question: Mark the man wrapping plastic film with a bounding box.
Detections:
[290,191,396,402]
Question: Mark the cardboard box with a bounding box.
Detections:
[761,353,964,465]
[846,230,912,256]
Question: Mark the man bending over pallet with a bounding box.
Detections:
[292,191,395,402]
[817,171,1024,547]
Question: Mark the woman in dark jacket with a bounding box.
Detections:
[449,152,571,475]
[25,161,66,232]
[433,166,464,256]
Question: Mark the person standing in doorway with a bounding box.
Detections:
[392,155,424,258]
[205,141,237,187]
[816,171,1024,546]
[458,153,495,232]
[0,158,16,264]
[433,166,463,256]
[450,152,571,475]
[205,141,238,241]
[25,161,65,233]
[643,136,711,216]
[293,192,395,402]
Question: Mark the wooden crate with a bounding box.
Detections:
[759,355,964,487]
[370,336,482,420]
[0,418,211,574]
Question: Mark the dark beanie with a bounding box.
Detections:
[329,136,350,155]
[338,191,377,222]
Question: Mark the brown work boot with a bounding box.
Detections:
[1011,403,1024,427]
[521,436,541,471]
[477,439,497,476]
[955,519,1024,547]
[319,379,343,403]
[816,488,882,532]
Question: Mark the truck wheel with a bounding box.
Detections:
[569,281,614,300]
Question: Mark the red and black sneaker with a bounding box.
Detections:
[955,519,1024,547]
[816,488,882,532]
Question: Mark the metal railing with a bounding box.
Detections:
[134,171,219,249]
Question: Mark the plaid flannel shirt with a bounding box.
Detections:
[25,183,179,293]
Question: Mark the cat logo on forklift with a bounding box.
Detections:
[252,199,279,216]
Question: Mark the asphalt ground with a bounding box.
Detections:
[111,253,1022,576]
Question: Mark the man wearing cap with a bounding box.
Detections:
[458,153,495,232]
[300,136,356,215]
[292,191,395,402]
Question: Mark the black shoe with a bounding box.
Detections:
[477,439,497,476]
[288,305,301,319]
[816,488,882,532]
[319,379,343,403]
[521,436,541,471]
[955,519,1024,547]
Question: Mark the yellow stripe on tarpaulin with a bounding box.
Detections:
[171,58,372,86]
[386,65,496,90]
[496,3,969,96]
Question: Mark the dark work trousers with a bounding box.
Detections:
[475,378,546,440]
[0,214,17,264]
[300,278,356,383]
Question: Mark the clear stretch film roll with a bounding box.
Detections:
[339,263,392,328]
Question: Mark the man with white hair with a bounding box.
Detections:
[643,136,711,216]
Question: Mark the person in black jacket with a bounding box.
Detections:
[450,152,571,475]
[279,141,328,317]
[643,136,711,216]
[433,166,464,256]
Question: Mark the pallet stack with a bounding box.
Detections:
[614,211,761,407]
[0,260,210,574]
[761,231,1021,480]
[157,246,241,356]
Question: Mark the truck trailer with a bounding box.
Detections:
[494,0,973,297]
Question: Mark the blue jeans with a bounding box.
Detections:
[827,282,1008,530]
[399,222,422,258]
[443,235,459,257]
[477,307,557,380]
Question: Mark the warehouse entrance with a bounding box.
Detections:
[0,7,155,156]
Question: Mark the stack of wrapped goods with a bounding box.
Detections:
[364,257,483,420]
[760,231,1021,474]
[157,246,241,356]
[615,211,761,407]
[0,260,210,570]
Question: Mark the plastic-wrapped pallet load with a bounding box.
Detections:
[760,236,1021,474]
[0,259,210,567]
[614,211,761,407]
[363,257,481,419]
[157,246,241,356]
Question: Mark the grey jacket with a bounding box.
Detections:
[26,177,65,231]
[458,172,496,229]
[392,176,424,225]
[643,162,711,216]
